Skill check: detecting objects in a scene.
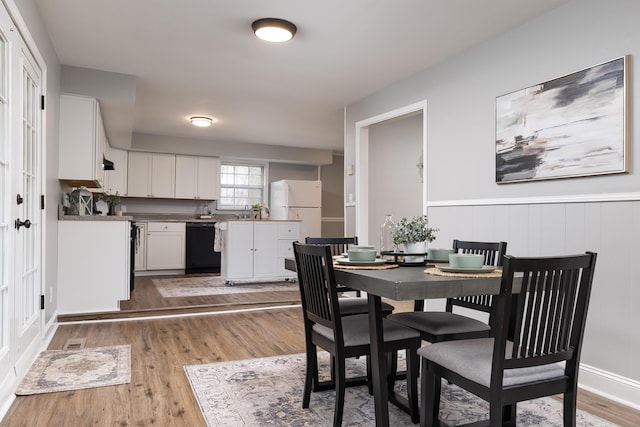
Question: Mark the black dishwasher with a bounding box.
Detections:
[185,222,221,274]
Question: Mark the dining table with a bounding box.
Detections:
[283,257,513,426]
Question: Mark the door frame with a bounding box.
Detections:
[354,100,427,243]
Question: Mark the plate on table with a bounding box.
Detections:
[435,264,497,274]
[334,257,388,266]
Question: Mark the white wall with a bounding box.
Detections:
[345,0,640,408]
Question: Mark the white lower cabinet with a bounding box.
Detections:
[221,220,299,283]
[58,220,131,314]
[146,222,185,270]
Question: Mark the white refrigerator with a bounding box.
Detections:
[270,180,322,239]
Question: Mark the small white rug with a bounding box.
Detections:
[152,276,297,298]
[185,352,617,427]
[16,345,131,395]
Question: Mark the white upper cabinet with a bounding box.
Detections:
[127,151,175,198]
[175,155,220,200]
[104,146,128,196]
[58,94,106,188]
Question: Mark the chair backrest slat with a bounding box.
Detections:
[497,253,596,375]
[293,242,344,344]
[305,236,358,256]
[447,240,507,314]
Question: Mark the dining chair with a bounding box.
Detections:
[418,252,597,427]
[304,236,395,315]
[387,240,507,343]
[293,242,420,426]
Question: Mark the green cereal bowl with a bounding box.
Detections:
[448,253,484,268]
[347,246,377,262]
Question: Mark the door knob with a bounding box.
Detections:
[15,219,31,229]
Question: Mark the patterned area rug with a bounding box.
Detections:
[16,345,131,395]
[185,352,617,427]
[153,276,298,298]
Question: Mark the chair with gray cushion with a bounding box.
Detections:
[305,236,394,315]
[387,240,506,343]
[419,252,597,427]
[293,242,420,426]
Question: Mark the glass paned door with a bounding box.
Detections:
[0,8,10,374]
[14,42,42,355]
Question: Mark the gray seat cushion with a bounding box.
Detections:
[387,311,490,335]
[417,338,565,388]
[339,298,394,316]
[313,314,420,347]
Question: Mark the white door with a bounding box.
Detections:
[14,42,43,362]
[252,222,277,278]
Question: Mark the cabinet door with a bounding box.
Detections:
[150,153,175,198]
[104,147,128,196]
[175,155,197,199]
[134,223,147,271]
[252,222,278,278]
[127,151,151,197]
[146,223,185,270]
[222,221,254,279]
[196,157,220,200]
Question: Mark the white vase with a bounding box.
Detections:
[401,241,427,263]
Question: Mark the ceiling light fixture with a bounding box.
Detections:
[252,18,297,42]
[190,116,213,127]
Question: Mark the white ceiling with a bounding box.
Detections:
[35,0,568,152]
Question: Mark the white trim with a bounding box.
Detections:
[579,363,640,411]
[354,100,427,243]
[427,192,640,208]
[321,216,344,223]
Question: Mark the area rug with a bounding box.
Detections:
[152,276,297,298]
[16,345,131,395]
[185,352,617,427]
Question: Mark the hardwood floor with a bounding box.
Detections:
[6,286,640,426]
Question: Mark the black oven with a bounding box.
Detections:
[185,222,221,274]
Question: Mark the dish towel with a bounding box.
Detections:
[214,223,223,252]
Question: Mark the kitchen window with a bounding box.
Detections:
[219,162,266,209]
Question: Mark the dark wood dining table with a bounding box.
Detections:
[334,265,510,427]
[284,259,509,426]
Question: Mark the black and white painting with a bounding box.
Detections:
[496,56,627,183]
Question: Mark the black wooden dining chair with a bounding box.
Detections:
[293,242,420,426]
[387,240,507,343]
[419,252,597,427]
[304,236,394,315]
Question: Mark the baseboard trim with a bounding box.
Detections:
[579,363,640,411]
[0,391,16,424]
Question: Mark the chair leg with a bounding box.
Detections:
[334,356,346,427]
[406,344,419,424]
[366,355,373,395]
[420,358,438,427]
[489,398,504,427]
[386,351,398,393]
[564,387,577,427]
[303,346,316,408]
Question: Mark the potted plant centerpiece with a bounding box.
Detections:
[100,191,121,216]
[391,214,437,262]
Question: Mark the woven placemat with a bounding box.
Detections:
[334,263,399,270]
[424,267,502,278]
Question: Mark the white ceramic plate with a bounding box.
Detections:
[435,264,497,274]
[334,257,388,266]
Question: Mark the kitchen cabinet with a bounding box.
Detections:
[58,94,106,188]
[146,222,185,270]
[127,152,175,198]
[175,155,221,200]
[221,220,299,283]
[104,145,128,196]
[57,219,131,314]
[134,222,147,271]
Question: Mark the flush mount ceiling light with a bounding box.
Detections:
[252,18,297,42]
[190,116,213,127]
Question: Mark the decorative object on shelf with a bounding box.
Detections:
[100,191,121,216]
[496,55,628,183]
[391,215,437,263]
[251,203,262,220]
[68,186,93,216]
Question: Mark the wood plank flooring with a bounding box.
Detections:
[7,277,640,426]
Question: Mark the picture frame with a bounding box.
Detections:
[495,56,628,184]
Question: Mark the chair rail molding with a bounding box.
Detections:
[427,191,640,207]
